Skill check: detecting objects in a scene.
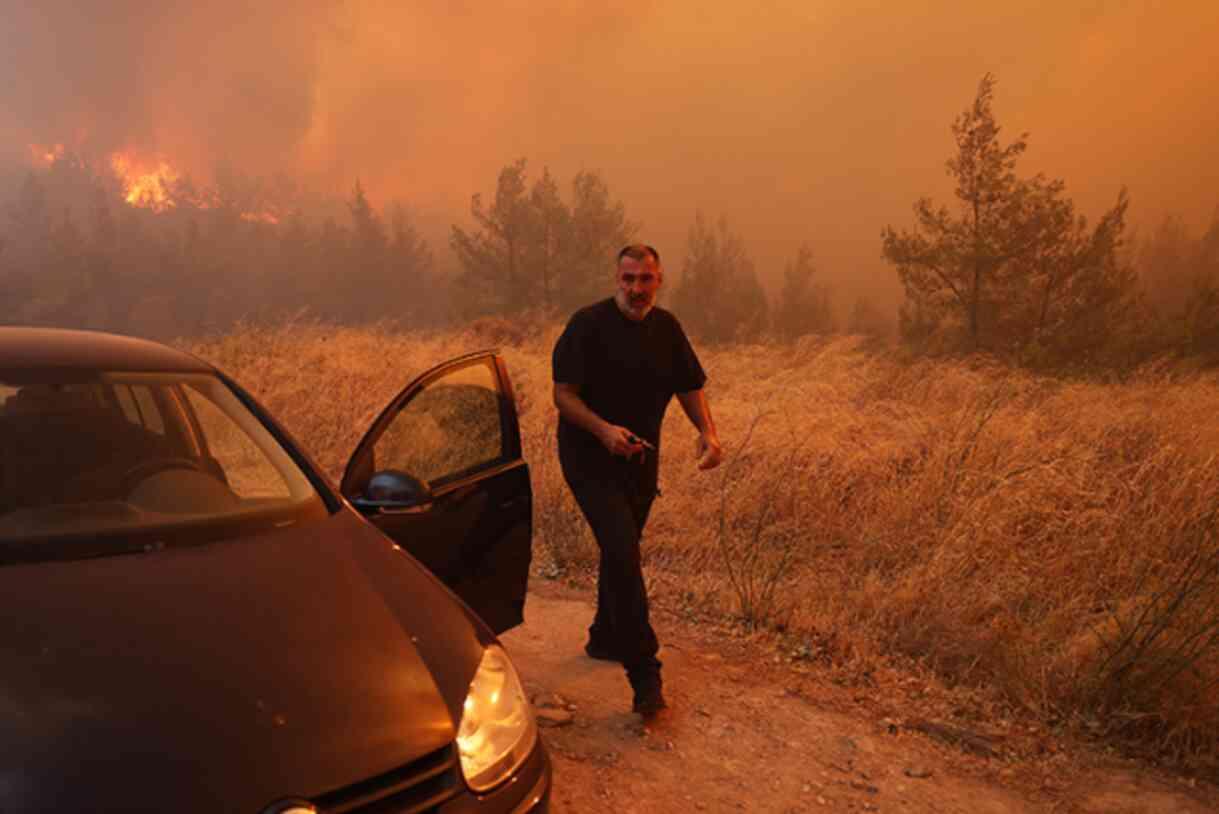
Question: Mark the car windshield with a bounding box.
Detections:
[0,369,323,560]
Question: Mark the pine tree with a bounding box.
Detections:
[450,160,635,316]
[672,213,768,342]
[450,158,535,315]
[774,243,834,341]
[882,74,1137,365]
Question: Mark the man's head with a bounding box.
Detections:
[614,244,662,321]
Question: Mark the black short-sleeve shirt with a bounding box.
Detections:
[552,298,706,486]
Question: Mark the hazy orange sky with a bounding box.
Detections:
[3,1,1217,308]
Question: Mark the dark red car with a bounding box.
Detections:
[0,327,549,813]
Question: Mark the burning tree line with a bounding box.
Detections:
[1,74,1216,367]
[0,150,847,345]
[0,153,441,338]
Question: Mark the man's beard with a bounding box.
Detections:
[616,291,653,319]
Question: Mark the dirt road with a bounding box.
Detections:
[500,581,1217,813]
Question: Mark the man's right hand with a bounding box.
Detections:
[695,432,723,470]
[598,424,649,461]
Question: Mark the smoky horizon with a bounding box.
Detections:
[2,1,1217,324]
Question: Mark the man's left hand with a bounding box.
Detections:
[695,433,723,470]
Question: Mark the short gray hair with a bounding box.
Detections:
[617,244,660,265]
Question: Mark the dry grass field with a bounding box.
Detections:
[186,318,1219,769]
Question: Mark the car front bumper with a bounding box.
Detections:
[437,737,551,813]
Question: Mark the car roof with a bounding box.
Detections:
[0,327,214,373]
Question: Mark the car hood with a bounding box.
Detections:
[0,508,487,813]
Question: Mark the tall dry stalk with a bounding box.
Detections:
[713,412,810,628]
[1086,504,1219,751]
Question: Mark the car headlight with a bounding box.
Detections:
[456,644,538,793]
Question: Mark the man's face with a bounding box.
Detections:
[615,254,662,320]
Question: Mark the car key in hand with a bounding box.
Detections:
[626,433,655,451]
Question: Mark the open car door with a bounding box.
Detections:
[340,351,532,634]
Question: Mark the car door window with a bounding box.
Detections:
[373,360,504,487]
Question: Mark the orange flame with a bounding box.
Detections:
[109,152,179,212]
[28,143,283,224]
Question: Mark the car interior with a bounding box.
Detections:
[0,381,233,524]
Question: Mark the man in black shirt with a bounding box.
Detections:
[552,243,722,718]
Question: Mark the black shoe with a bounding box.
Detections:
[632,682,668,718]
[584,638,622,663]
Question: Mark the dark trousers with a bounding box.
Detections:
[567,474,660,682]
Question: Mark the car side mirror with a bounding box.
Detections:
[357,469,434,512]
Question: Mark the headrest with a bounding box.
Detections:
[4,385,98,415]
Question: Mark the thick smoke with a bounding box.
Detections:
[1,2,331,170]
[2,1,1216,303]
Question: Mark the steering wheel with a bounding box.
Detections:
[122,456,205,493]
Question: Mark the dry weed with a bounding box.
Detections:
[183,321,1219,768]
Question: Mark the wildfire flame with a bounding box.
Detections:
[109,152,179,213]
[25,143,282,224]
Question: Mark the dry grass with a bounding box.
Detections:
[183,317,1219,768]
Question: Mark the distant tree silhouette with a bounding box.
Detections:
[0,160,436,337]
[1183,272,1219,363]
[672,212,768,342]
[1187,212,1219,360]
[846,295,892,342]
[528,168,568,312]
[882,74,1138,366]
[450,158,534,316]
[561,170,636,311]
[387,203,438,325]
[3,174,52,322]
[773,243,834,341]
[1136,209,1219,363]
[450,159,635,317]
[348,181,386,250]
[7,173,51,261]
[343,181,388,320]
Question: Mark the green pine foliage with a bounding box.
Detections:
[882,74,1141,369]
